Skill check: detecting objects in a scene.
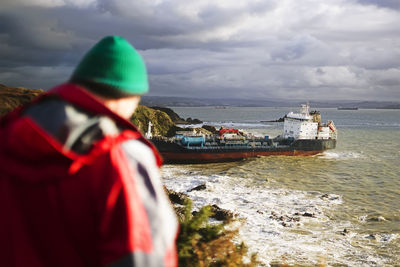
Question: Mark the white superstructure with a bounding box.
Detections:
[283,104,337,140]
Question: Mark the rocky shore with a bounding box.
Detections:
[165,185,236,223]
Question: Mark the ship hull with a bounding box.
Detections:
[151,139,336,164]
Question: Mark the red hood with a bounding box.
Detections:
[0,83,162,183]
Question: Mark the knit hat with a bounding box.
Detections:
[71,36,148,97]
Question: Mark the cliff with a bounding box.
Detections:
[151,106,203,124]
[151,106,186,124]
[0,84,44,116]
[131,105,179,137]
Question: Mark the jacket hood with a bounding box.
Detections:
[0,114,72,183]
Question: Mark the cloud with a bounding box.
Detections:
[0,65,73,89]
[356,0,400,10]
[0,0,399,101]
[2,0,97,9]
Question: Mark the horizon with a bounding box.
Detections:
[140,95,400,109]
[142,94,399,103]
[1,83,398,107]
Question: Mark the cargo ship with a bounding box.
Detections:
[149,104,337,164]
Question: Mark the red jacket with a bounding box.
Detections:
[0,83,178,267]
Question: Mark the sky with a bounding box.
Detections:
[0,0,399,102]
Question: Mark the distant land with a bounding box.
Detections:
[1,83,398,109]
[141,95,400,109]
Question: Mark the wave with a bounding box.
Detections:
[176,123,203,128]
[318,151,363,160]
[205,121,275,128]
[337,123,400,128]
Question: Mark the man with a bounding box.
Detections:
[0,36,178,267]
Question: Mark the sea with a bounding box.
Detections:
[160,106,400,267]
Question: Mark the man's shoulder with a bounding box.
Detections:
[25,97,124,154]
[119,139,157,168]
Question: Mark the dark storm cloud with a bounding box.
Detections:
[0,7,90,67]
[0,0,399,101]
[357,0,400,10]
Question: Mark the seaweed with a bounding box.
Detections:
[176,199,259,267]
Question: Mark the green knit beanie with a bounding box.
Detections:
[71,36,148,96]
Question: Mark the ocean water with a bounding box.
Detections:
[161,107,400,266]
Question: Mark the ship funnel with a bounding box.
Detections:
[310,111,321,124]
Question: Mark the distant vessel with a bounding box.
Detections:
[150,104,337,164]
[337,107,358,110]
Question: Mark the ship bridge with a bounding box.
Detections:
[286,104,313,121]
[284,104,319,140]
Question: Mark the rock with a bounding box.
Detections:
[302,212,314,217]
[188,183,207,192]
[150,107,204,125]
[202,125,218,134]
[320,193,339,201]
[210,204,235,222]
[150,106,186,123]
[186,117,203,124]
[269,212,301,227]
[260,115,287,123]
[131,105,177,137]
[340,228,349,236]
[164,187,189,205]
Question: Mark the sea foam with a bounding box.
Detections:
[162,165,391,266]
[318,151,363,160]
